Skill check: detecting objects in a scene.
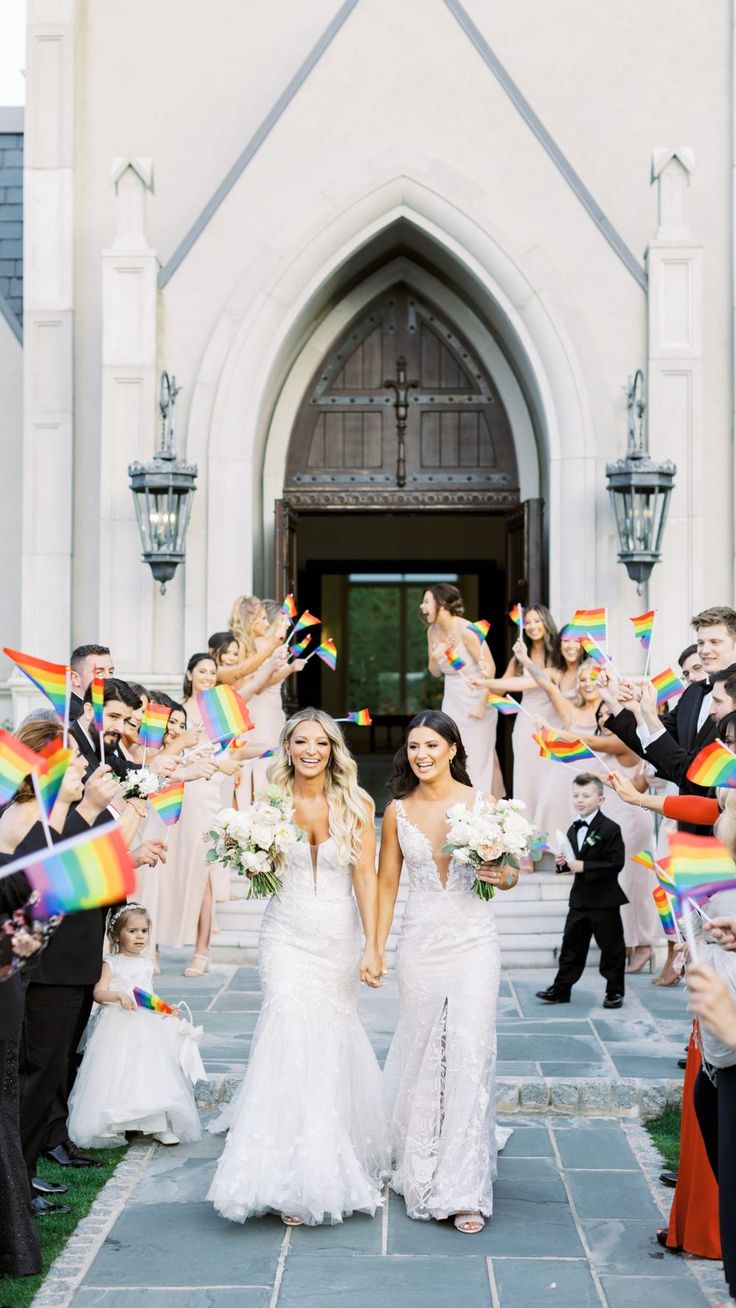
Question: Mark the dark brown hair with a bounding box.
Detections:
[388,710,472,798]
[424,583,464,619]
[572,772,604,795]
[183,652,216,699]
[13,717,64,804]
[514,603,562,671]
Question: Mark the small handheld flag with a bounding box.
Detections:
[632,849,656,872]
[259,747,277,759]
[3,648,69,717]
[652,886,677,938]
[0,730,43,806]
[291,610,320,638]
[579,634,609,666]
[651,668,686,707]
[487,693,521,715]
[467,619,491,644]
[290,634,312,658]
[565,608,608,643]
[655,855,675,893]
[508,604,524,628]
[444,647,467,672]
[336,709,373,726]
[0,822,136,915]
[630,610,655,651]
[133,986,176,1016]
[533,730,597,765]
[197,685,254,745]
[139,702,171,750]
[314,638,337,671]
[669,832,736,904]
[148,780,185,826]
[36,738,72,820]
[280,594,298,623]
[687,740,736,790]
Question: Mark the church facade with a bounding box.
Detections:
[0,0,731,715]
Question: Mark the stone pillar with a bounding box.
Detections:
[99,159,161,676]
[21,0,76,660]
[646,149,703,662]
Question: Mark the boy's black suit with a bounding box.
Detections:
[552,809,627,998]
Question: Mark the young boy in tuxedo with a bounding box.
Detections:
[536,773,628,1009]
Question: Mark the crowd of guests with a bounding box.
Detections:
[2,591,736,1298]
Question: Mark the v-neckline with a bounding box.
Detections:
[398,795,477,891]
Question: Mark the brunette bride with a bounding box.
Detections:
[377,709,516,1234]
[207,709,389,1227]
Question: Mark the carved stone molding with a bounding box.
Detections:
[283,487,520,510]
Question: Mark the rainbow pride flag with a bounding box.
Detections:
[444,647,467,671]
[669,832,736,904]
[687,740,736,789]
[36,738,72,820]
[533,730,596,765]
[0,730,42,806]
[630,610,655,651]
[3,647,69,717]
[149,780,185,826]
[487,693,521,715]
[508,604,523,627]
[314,638,338,672]
[632,849,656,872]
[90,677,105,733]
[468,619,491,643]
[0,822,136,914]
[290,634,312,658]
[280,593,298,622]
[259,748,277,759]
[343,709,372,726]
[655,855,675,892]
[197,685,253,744]
[651,667,686,707]
[133,987,176,1016]
[139,702,171,749]
[579,634,608,665]
[292,610,320,637]
[652,886,677,937]
[566,608,607,643]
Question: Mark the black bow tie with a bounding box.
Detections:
[574,819,589,830]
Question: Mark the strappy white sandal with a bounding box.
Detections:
[281,1214,305,1226]
[183,952,209,977]
[453,1211,485,1234]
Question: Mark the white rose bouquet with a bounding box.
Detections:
[119,767,160,800]
[204,785,304,899]
[443,797,544,901]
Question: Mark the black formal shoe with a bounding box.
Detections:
[536,987,570,1003]
[677,1057,687,1070]
[45,1142,101,1168]
[33,1176,69,1195]
[660,1170,678,1188]
[31,1196,72,1217]
[603,993,624,1009]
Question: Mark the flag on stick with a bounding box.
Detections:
[651,668,686,707]
[133,987,177,1016]
[0,822,136,914]
[2,647,69,716]
[630,610,655,651]
[148,780,185,826]
[487,693,521,715]
[565,608,608,643]
[290,610,320,639]
[533,730,597,765]
[280,594,298,623]
[0,730,42,806]
[669,832,736,904]
[687,740,736,789]
[652,886,678,938]
[289,635,312,658]
[508,604,524,629]
[467,619,491,643]
[139,703,171,750]
[197,686,254,746]
[335,709,372,726]
[35,738,72,820]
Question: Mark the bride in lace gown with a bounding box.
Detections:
[377,710,517,1234]
[207,709,389,1227]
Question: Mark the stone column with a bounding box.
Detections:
[21,0,76,660]
[646,149,703,661]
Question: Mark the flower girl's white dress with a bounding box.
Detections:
[207,837,389,1225]
[67,953,203,1147]
[383,796,511,1220]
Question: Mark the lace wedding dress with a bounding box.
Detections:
[207,836,389,1225]
[384,796,511,1220]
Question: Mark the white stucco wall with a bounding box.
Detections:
[0,310,23,716]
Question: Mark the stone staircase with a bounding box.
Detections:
[211,871,601,968]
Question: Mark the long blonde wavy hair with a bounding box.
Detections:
[267,708,374,866]
[229,595,264,657]
[715,790,736,856]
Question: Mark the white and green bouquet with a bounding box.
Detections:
[119,767,161,801]
[205,785,304,899]
[443,797,544,901]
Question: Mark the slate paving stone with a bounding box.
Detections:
[497,1060,539,1075]
[565,1170,663,1221]
[278,1253,492,1307]
[132,1154,218,1205]
[554,1126,638,1170]
[496,1019,594,1036]
[192,1011,261,1035]
[82,1203,284,1287]
[497,1122,554,1157]
[71,1291,271,1307]
[388,1192,583,1259]
[581,1218,691,1276]
[610,1055,685,1079]
[540,1061,611,1077]
[211,992,264,1011]
[599,1274,710,1306]
[499,1033,602,1062]
[491,1256,600,1307]
[496,1156,561,1182]
[288,1209,382,1255]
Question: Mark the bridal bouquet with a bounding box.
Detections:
[205,786,304,899]
[443,797,543,901]
[119,767,160,801]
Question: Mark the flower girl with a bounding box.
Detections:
[67,903,204,1148]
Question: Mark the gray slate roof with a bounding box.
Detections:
[0,120,22,331]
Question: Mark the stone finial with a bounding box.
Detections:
[110,158,154,250]
[651,149,695,239]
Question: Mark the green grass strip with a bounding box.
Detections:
[0,1146,126,1308]
[643,1103,681,1173]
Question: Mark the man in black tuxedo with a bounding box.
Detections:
[68,644,114,724]
[537,774,627,1008]
[71,678,142,781]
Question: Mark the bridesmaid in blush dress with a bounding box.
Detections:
[421,583,496,793]
[246,600,307,797]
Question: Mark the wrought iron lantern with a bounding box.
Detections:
[605,370,676,592]
[128,372,198,594]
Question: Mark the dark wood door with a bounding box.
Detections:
[506,498,545,607]
[274,499,298,605]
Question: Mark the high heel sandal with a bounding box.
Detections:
[453,1212,485,1234]
[183,952,209,977]
[281,1214,304,1226]
[627,947,653,975]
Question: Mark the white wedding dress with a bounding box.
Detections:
[207,836,389,1225]
[384,795,511,1220]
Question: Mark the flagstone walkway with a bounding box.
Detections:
[33,958,726,1308]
